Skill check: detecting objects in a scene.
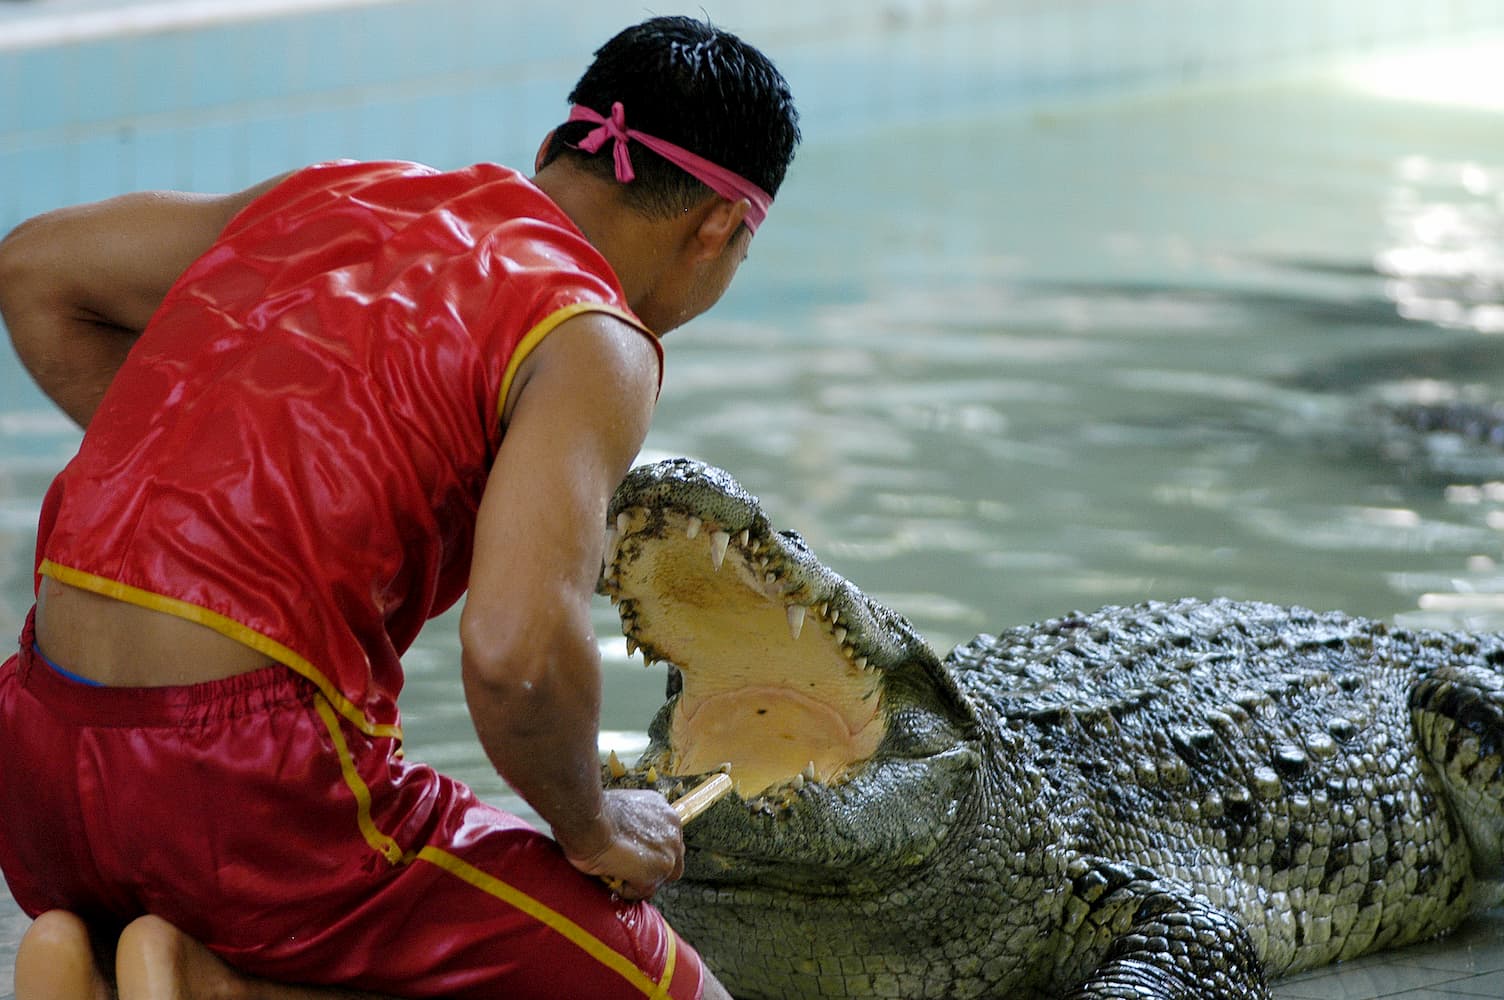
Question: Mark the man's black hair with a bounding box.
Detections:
[542,16,800,224]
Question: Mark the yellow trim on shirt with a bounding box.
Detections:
[415,845,680,999]
[36,560,401,741]
[496,302,658,423]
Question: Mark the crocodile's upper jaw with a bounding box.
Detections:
[602,490,889,798]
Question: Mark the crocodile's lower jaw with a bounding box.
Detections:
[669,684,881,795]
[604,505,886,797]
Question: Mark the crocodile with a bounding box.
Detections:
[1366,380,1504,481]
[599,458,1504,1000]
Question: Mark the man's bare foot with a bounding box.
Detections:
[114,915,388,1000]
[115,916,247,1000]
[14,910,114,1000]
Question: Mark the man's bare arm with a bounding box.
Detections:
[0,174,288,427]
[459,312,677,898]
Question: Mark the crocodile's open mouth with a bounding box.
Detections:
[602,499,887,801]
[601,460,908,806]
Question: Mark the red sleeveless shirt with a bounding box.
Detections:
[35,160,658,735]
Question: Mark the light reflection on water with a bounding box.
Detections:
[2,78,1503,825]
[1380,155,1504,332]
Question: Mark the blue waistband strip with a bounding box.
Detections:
[33,644,106,687]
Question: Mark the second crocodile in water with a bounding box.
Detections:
[600,459,1504,1000]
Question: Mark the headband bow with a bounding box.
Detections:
[568,102,773,233]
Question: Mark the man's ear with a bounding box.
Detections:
[534,130,558,173]
[691,198,750,262]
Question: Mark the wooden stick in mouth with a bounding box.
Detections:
[673,772,734,824]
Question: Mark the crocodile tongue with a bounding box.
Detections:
[601,460,894,797]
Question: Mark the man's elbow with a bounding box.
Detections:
[459,609,552,681]
[460,610,596,709]
[0,212,65,331]
[460,636,522,701]
[0,210,56,267]
[0,217,38,306]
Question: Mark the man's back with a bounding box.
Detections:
[34,159,649,730]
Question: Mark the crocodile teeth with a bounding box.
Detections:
[803,761,817,782]
[616,511,632,534]
[607,750,627,779]
[709,531,731,571]
[644,765,659,784]
[603,527,619,570]
[625,638,639,658]
[685,516,702,539]
[738,529,750,547]
[787,604,806,640]
[833,626,848,644]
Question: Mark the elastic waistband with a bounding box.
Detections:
[16,608,314,729]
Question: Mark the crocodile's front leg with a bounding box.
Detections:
[1412,662,1504,875]
[1057,864,1270,1000]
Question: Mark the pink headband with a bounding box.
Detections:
[567,102,772,234]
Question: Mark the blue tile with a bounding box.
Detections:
[183,26,250,112]
[15,45,72,132]
[348,101,403,162]
[10,143,71,215]
[186,120,239,192]
[397,0,465,78]
[405,90,467,168]
[0,52,17,136]
[517,73,570,149]
[72,131,129,202]
[469,4,579,69]
[128,125,183,190]
[291,11,355,96]
[464,82,519,167]
[127,33,189,121]
[296,106,353,169]
[68,38,127,127]
[240,114,300,184]
[348,8,412,88]
[0,150,26,232]
[233,18,301,105]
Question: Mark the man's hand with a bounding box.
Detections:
[559,789,687,900]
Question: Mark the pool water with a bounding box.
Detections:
[654,72,1504,649]
[4,62,1504,996]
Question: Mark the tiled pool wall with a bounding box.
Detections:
[3,0,1503,237]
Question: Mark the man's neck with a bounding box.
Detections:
[532,165,680,312]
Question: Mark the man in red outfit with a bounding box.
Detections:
[0,16,798,999]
